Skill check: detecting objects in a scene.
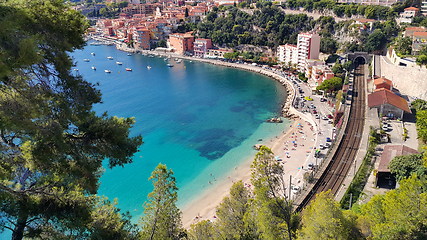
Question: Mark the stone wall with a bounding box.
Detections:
[379,55,427,101]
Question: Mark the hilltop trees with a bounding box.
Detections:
[0,1,143,239]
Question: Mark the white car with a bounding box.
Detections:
[319,144,324,150]
[382,125,388,131]
[308,162,314,170]
[292,186,300,194]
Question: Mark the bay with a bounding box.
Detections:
[71,43,290,222]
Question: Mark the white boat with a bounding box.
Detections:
[174,58,178,61]
[127,53,132,56]
[104,69,111,73]
[116,61,123,65]
[91,66,96,70]
[126,68,132,71]
[107,56,113,60]
[91,52,95,56]
[73,68,79,71]
[147,66,151,69]
[84,59,90,62]
[177,59,182,63]
[167,64,173,67]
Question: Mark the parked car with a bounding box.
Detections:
[313,110,317,114]
[315,114,320,119]
[308,162,314,170]
[292,186,300,194]
[319,143,324,150]
[327,114,333,119]
[326,137,331,142]
[325,142,331,148]
[382,125,388,131]
[322,116,328,120]
[328,119,333,124]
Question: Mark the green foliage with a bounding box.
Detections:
[394,36,413,56]
[215,181,251,239]
[320,37,338,54]
[365,29,386,53]
[188,220,214,240]
[250,146,300,239]
[332,61,344,74]
[416,110,427,143]
[316,77,342,93]
[360,175,427,239]
[158,39,167,48]
[416,54,427,66]
[0,1,143,239]
[139,164,184,240]
[299,191,362,240]
[343,61,352,72]
[388,154,427,181]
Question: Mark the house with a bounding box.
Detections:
[310,64,334,87]
[422,0,427,16]
[169,32,194,54]
[376,145,419,188]
[193,38,212,58]
[206,48,233,59]
[400,7,419,23]
[412,31,427,54]
[277,44,298,68]
[354,19,376,32]
[403,26,426,37]
[368,88,411,119]
[373,77,393,91]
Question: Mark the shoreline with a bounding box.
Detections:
[107,40,318,229]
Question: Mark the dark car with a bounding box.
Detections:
[313,110,317,114]
[327,114,333,119]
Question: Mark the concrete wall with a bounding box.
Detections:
[379,56,427,101]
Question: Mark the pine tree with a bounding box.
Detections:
[139,164,184,240]
[0,1,143,239]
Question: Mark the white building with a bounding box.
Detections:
[277,32,320,73]
[277,44,298,67]
[422,1,427,16]
[338,0,402,7]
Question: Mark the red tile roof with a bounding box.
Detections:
[378,145,420,173]
[368,89,411,113]
[405,27,426,31]
[414,31,427,37]
[404,7,419,11]
[373,77,392,87]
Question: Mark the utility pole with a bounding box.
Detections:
[289,175,292,200]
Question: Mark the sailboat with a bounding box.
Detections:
[147,65,151,69]
[104,69,111,73]
[107,56,113,60]
[91,52,95,56]
[126,61,132,71]
[91,66,96,70]
[116,61,123,65]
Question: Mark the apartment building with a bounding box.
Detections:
[134,27,151,49]
[297,32,320,72]
[277,44,298,67]
[169,32,194,54]
[422,1,427,16]
[193,38,212,58]
[277,32,320,72]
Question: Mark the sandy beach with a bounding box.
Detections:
[181,117,318,228]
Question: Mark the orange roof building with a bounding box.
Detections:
[368,88,411,119]
[373,77,393,91]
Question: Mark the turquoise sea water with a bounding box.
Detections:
[69,44,290,221]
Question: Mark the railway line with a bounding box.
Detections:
[296,62,366,211]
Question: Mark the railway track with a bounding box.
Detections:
[296,63,366,211]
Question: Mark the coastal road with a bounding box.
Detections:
[295,62,366,211]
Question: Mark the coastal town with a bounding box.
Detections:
[2,0,427,239]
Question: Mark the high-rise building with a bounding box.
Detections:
[277,32,320,73]
[297,32,320,72]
